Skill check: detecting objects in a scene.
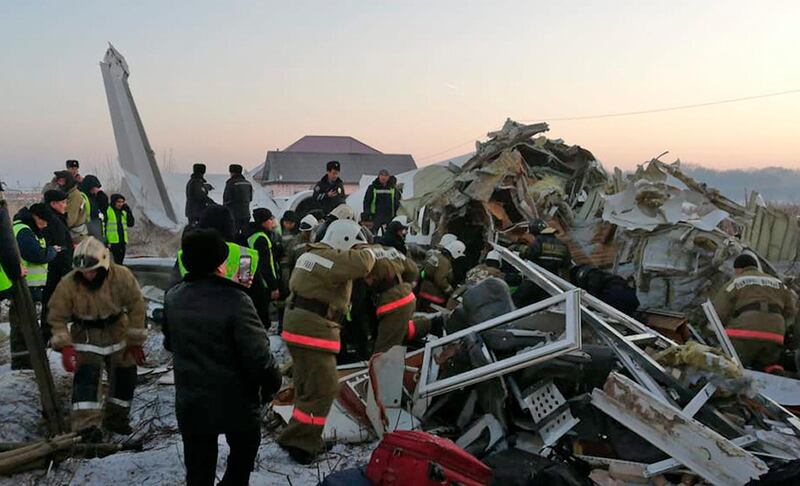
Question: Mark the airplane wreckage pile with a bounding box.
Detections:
[279,120,800,485]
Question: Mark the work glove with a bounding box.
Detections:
[122,204,131,214]
[124,345,146,366]
[61,346,78,373]
[429,312,448,338]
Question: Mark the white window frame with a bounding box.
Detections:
[416,289,581,399]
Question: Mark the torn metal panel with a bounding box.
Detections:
[100,44,178,227]
[461,120,549,173]
[644,435,757,478]
[416,290,582,399]
[592,373,768,485]
[744,192,800,261]
[369,346,406,409]
[603,176,731,233]
[744,371,800,407]
[651,159,748,220]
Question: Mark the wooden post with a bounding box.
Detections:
[0,183,66,436]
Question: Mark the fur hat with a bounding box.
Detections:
[199,205,235,241]
[44,189,67,204]
[182,229,229,275]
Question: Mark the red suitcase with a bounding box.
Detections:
[366,430,493,486]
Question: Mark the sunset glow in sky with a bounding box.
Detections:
[2,0,800,186]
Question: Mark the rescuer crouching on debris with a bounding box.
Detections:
[417,235,465,311]
[47,237,146,440]
[366,243,440,354]
[712,254,798,373]
[163,229,282,486]
[465,250,504,286]
[522,219,571,276]
[278,219,376,464]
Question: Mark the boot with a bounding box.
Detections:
[281,444,316,465]
[103,403,133,435]
[79,426,104,443]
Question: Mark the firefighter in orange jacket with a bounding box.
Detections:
[712,254,798,372]
[278,220,375,464]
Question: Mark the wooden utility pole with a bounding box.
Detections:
[0,182,65,435]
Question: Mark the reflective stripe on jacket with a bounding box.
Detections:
[12,223,47,287]
[247,231,278,281]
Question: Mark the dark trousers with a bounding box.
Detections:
[234,218,250,240]
[110,243,127,265]
[181,428,261,486]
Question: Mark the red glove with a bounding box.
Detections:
[61,346,78,373]
[124,345,146,366]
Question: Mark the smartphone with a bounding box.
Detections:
[238,255,252,287]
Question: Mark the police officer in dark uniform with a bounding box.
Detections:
[312,161,346,216]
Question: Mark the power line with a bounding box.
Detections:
[418,88,800,163]
[525,88,800,122]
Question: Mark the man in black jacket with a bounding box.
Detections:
[198,205,272,329]
[223,164,253,238]
[164,229,281,486]
[247,208,281,302]
[41,189,73,342]
[377,216,409,255]
[10,204,59,369]
[185,163,215,226]
[80,175,107,242]
[312,160,346,216]
[363,169,401,231]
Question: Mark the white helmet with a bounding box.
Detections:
[299,214,318,232]
[329,204,356,222]
[439,233,457,248]
[321,219,368,250]
[486,250,501,264]
[443,239,466,259]
[391,215,409,227]
[73,237,111,271]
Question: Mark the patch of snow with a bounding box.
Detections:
[0,320,375,485]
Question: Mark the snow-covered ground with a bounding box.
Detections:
[0,319,374,485]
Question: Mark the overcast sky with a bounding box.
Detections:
[2,0,799,187]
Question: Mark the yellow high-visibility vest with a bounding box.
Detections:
[12,222,47,287]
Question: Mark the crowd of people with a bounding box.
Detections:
[2,157,797,485]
